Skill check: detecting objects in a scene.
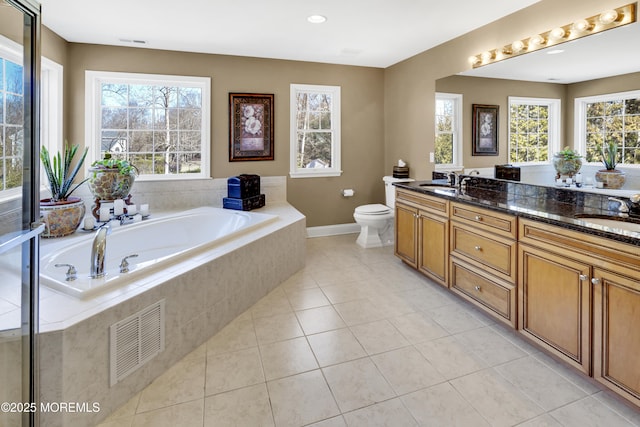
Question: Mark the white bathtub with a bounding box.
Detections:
[40,206,277,298]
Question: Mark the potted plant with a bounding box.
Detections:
[40,144,88,238]
[553,146,582,178]
[595,141,626,189]
[87,153,137,202]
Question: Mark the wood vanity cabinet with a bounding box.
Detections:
[593,268,640,407]
[449,202,517,327]
[519,218,640,405]
[395,188,449,287]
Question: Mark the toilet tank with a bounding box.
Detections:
[383,176,414,208]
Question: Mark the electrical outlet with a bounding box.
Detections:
[429,152,435,163]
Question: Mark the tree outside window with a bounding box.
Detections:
[508,97,560,164]
[290,84,341,178]
[583,97,640,165]
[87,72,210,180]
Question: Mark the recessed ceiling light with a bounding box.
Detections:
[546,49,564,55]
[307,15,327,24]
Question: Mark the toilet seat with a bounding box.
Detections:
[354,204,392,215]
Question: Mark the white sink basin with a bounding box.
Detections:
[579,217,640,233]
[420,186,457,193]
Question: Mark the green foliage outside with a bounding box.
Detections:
[509,104,549,163]
[585,98,640,166]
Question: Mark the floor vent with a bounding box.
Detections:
[110,300,165,386]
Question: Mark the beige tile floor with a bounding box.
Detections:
[96,234,640,427]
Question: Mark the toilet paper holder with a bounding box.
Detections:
[341,189,355,197]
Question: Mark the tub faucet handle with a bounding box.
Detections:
[55,263,77,281]
[120,254,139,273]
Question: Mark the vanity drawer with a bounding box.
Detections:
[396,188,449,217]
[450,258,516,327]
[450,224,517,283]
[451,202,516,239]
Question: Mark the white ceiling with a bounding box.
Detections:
[39,0,539,68]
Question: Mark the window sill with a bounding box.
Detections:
[289,170,343,179]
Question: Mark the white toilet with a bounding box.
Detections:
[353,176,414,248]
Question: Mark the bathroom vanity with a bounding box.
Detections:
[394,177,640,409]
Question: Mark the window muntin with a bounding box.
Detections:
[290,84,341,178]
[86,71,210,180]
[508,97,560,164]
[577,91,640,166]
[435,93,462,169]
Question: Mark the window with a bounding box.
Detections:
[0,44,24,193]
[86,71,211,180]
[435,93,462,169]
[0,35,62,199]
[576,90,640,166]
[508,97,560,164]
[290,84,341,178]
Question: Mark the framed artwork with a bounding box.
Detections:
[472,104,499,156]
[229,93,274,161]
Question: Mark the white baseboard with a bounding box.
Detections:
[307,223,360,238]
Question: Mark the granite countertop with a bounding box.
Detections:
[395,178,640,247]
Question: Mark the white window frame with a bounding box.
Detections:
[575,89,640,168]
[434,92,463,171]
[85,70,211,181]
[0,35,63,201]
[508,96,561,165]
[289,83,341,178]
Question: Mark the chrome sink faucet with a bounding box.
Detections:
[90,222,111,278]
[608,197,630,213]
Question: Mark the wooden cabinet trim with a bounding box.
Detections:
[417,211,449,287]
[519,219,640,270]
[450,223,517,283]
[396,188,449,216]
[450,257,516,327]
[450,202,517,239]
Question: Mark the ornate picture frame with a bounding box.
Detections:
[472,104,499,156]
[229,93,274,161]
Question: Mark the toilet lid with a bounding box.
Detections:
[355,204,392,215]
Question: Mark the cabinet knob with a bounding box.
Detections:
[474,285,481,291]
[591,278,601,285]
[475,215,483,221]
[474,245,482,251]
[579,274,588,281]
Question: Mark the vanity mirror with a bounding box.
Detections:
[437,18,640,183]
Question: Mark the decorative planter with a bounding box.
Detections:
[87,167,136,201]
[595,169,626,189]
[552,154,582,178]
[39,197,86,238]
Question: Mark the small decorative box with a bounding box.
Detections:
[222,194,265,211]
[227,174,261,199]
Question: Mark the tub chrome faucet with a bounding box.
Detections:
[90,223,111,278]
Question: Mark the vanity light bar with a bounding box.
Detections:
[469,3,637,68]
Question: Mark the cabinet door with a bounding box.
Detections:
[418,212,448,287]
[593,269,640,406]
[519,244,591,374]
[395,202,418,267]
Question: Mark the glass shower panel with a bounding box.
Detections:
[0,0,41,426]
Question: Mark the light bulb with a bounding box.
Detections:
[511,40,525,53]
[572,19,592,33]
[481,51,493,63]
[599,9,618,25]
[549,27,566,41]
[528,34,546,48]
[469,55,480,65]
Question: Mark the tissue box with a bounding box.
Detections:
[227,174,260,199]
[223,194,265,211]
